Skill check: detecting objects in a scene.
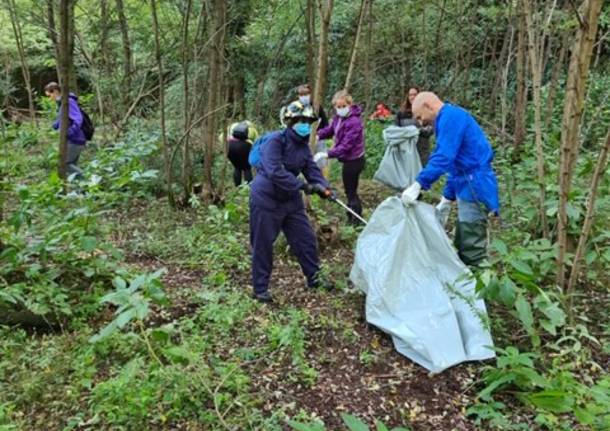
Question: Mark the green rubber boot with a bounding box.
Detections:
[454,220,488,267]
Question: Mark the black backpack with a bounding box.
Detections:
[79,107,95,141]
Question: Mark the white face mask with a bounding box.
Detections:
[336,106,350,117]
[299,95,311,106]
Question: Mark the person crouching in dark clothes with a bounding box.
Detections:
[395,86,432,165]
[227,120,258,186]
[249,101,334,303]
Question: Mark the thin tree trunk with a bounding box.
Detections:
[6,0,36,122]
[150,0,175,208]
[116,0,133,105]
[556,0,604,288]
[312,0,333,152]
[500,25,515,135]
[513,1,527,160]
[489,25,512,118]
[344,0,368,92]
[57,0,75,181]
[46,0,59,76]
[305,0,316,88]
[181,0,193,203]
[363,0,373,109]
[202,0,227,202]
[544,30,569,129]
[523,0,553,239]
[566,130,610,303]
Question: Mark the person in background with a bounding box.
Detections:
[296,84,328,129]
[44,81,86,178]
[401,92,500,267]
[368,102,392,121]
[315,90,365,224]
[395,86,432,165]
[249,101,334,303]
[227,120,258,186]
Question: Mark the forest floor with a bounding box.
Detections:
[106,180,504,430]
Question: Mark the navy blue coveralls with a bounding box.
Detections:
[249,127,330,295]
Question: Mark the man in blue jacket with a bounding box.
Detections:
[250,101,334,303]
[45,82,87,178]
[401,92,500,266]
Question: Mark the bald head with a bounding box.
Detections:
[412,92,444,126]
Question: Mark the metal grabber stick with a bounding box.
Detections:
[329,196,368,225]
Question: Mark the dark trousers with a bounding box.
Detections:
[250,202,320,294]
[227,139,252,186]
[341,156,365,223]
[417,137,430,166]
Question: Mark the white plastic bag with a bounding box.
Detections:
[373,125,422,190]
[350,197,495,373]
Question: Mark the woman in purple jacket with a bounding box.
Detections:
[315,90,365,224]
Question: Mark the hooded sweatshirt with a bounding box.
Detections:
[317,104,365,162]
[53,93,86,145]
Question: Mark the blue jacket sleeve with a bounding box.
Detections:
[262,134,305,193]
[302,151,330,189]
[416,110,466,189]
[443,176,457,200]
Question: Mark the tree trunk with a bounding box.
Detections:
[566,130,610,303]
[344,0,368,92]
[523,0,552,239]
[305,0,316,89]
[57,0,75,181]
[363,0,373,109]
[556,0,604,288]
[6,0,36,122]
[150,0,175,207]
[116,0,133,105]
[489,25,512,119]
[312,0,333,152]
[46,0,59,75]
[500,25,515,135]
[181,0,193,203]
[513,1,527,160]
[544,30,569,130]
[201,0,227,202]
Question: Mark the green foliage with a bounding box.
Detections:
[287,413,412,431]
[89,269,168,343]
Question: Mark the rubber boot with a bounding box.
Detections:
[454,220,488,267]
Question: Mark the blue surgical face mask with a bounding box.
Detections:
[299,95,311,106]
[293,122,311,137]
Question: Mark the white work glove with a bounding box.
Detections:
[435,196,454,227]
[401,182,422,206]
[313,152,328,163]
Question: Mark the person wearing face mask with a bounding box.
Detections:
[401,92,500,267]
[249,101,334,303]
[297,84,328,129]
[315,90,365,224]
[395,86,432,165]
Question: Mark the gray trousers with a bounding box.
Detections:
[67,143,84,178]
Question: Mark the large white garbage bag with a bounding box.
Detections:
[350,197,495,373]
[373,125,422,190]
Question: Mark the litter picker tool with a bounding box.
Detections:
[330,196,368,225]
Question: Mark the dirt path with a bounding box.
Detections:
[121,180,491,430]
